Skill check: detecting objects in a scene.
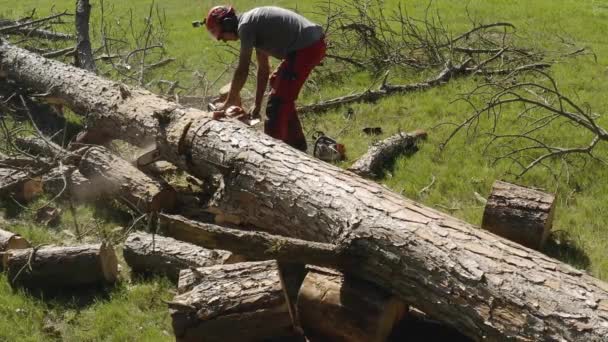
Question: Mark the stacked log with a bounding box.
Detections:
[482,180,556,250]
[170,260,294,342]
[123,231,241,282]
[297,266,406,342]
[4,243,118,290]
[0,228,30,269]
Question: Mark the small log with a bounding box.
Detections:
[170,260,294,342]
[482,180,556,249]
[0,167,43,202]
[14,136,65,157]
[123,231,241,282]
[297,267,406,342]
[5,243,118,289]
[0,228,30,269]
[348,129,428,178]
[79,146,176,212]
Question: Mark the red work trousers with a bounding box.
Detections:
[265,37,326,152]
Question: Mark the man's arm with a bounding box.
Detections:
[224,47,253,107]
[252,49,270,117]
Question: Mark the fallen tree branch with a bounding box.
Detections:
[0,11,71,34]
[348,129,428,178]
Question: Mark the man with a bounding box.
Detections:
[204,5,326,152]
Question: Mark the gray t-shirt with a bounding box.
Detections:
[238,6,323,59]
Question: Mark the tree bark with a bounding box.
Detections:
[297,266,406,342]
[0,167,43,202]
[78,146,176,212]
[348,130,428,178]
[2,41,608,341]
[74,0,96,73]
[123,231,240,282]
[170,260,294,342]
[482,180,556,250]
[0,228,30,270]
[4,243,118,289]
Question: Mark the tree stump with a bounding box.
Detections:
[5,243,118,290]
[297,267,406,342]
[0,228,30,270]
[482,180,556,249]
[123,231,241,282]
[170,260,294,342]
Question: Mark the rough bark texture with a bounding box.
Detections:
[78,146,176,212]
[42,164,96,202]
[5,243,118,289]
[0,167,43,201]
[14,136,65,157]
[74,0,96,73]
[0,228,30,269]
[123,231,239,282]
[482,180,556,250]
[170,260,294,342]
[297,266,406,342]
[348,130,428,178]
[2,41,608,341]
[159,214,343,268]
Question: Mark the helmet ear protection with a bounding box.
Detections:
[220,11,237,33]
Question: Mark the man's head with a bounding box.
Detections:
[205,6,238,42]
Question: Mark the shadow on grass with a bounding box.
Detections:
[542,230,590,271]
[11,283,117,309]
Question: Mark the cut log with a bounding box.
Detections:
[0,228,30,269]
[78,146,176,212]
[297,266,406,342]
[123,231,241,282]
[4,243,118,289]
[482,180,556,250]
[3,40,608,341]
[0,167,43,202]
[348,129,428,178]
[170,260,294,342]
[42,165,96,202]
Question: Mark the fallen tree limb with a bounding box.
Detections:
[0,167,43,202]
[170,260,294,342]
[348,129,428,178]
[2,40,607,341]
[297,61,550,115]
[123,231,239,282]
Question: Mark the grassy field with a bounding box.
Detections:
[1,0,608,340]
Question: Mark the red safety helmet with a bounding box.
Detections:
[205,6,236,40]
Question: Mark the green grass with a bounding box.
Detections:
[1,0,608,340]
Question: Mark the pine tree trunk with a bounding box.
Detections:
[2,40,607,341]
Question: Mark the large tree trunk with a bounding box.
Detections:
[170,260,294,342]
[123,231,240,282]
[4,243,118,289]
[2,40,608,341]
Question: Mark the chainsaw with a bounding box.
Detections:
[208,103,260,126]
[312,131,346,162]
